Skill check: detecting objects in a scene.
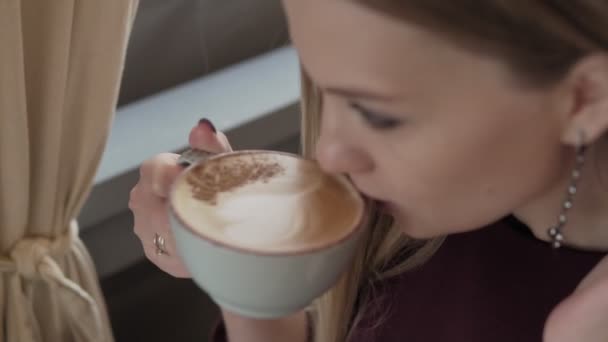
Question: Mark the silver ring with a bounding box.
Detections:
[178,148,216,167]
[153,233,168,256]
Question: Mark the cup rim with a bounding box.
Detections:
[168,149,366,256]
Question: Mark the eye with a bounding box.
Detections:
[349,102,403,130]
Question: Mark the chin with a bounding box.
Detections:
[389,212,445,240]
[399,224,437,239]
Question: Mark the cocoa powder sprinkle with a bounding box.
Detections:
[186,155,285,205]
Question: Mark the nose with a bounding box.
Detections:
[315,113,373,176]
[316,142,372,175]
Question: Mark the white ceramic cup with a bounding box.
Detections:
[168,150,366,319]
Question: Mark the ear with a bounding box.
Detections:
[560,53,608,147]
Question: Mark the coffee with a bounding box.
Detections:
[171,151,363,253]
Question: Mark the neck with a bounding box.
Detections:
[514,140,608,252]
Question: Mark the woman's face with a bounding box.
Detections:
[283,0,573,238]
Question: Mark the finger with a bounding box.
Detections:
[134,212,191,278]
[131,194,186,271]
[576,255,608,292]
[128,184,144,212]
[132,194,170,243]
[161,229,191,276]
[139,153,183,198]
[189,118,231,153]
[133,204,177,266]
[545,280,608,342]
[216,131,233,152]
[128,183,161,212]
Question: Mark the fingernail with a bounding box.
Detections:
[198,118,216,134]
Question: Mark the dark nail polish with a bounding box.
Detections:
[198,118,217,133]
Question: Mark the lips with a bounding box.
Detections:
[343,175,394,214]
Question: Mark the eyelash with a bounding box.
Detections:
[349,102,402,130]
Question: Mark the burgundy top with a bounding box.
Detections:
[349,216,604,341]
[213,216,605,341]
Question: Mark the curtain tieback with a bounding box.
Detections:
[0,220,103,341]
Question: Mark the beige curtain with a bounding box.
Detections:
[0,1,139,341]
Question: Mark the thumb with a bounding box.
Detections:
[189,118,232,153]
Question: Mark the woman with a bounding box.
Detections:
[128,1,608,341]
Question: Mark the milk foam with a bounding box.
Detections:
[172,152,363,252]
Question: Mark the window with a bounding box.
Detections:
[118,0,289,105]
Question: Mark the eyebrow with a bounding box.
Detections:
[322,86,397,102]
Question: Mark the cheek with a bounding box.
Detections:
[378,102,565,236]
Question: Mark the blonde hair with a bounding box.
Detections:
[299,70,444,342]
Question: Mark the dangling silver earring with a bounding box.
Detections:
[547,130,588,249]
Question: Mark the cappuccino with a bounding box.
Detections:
[171,151,363,253]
